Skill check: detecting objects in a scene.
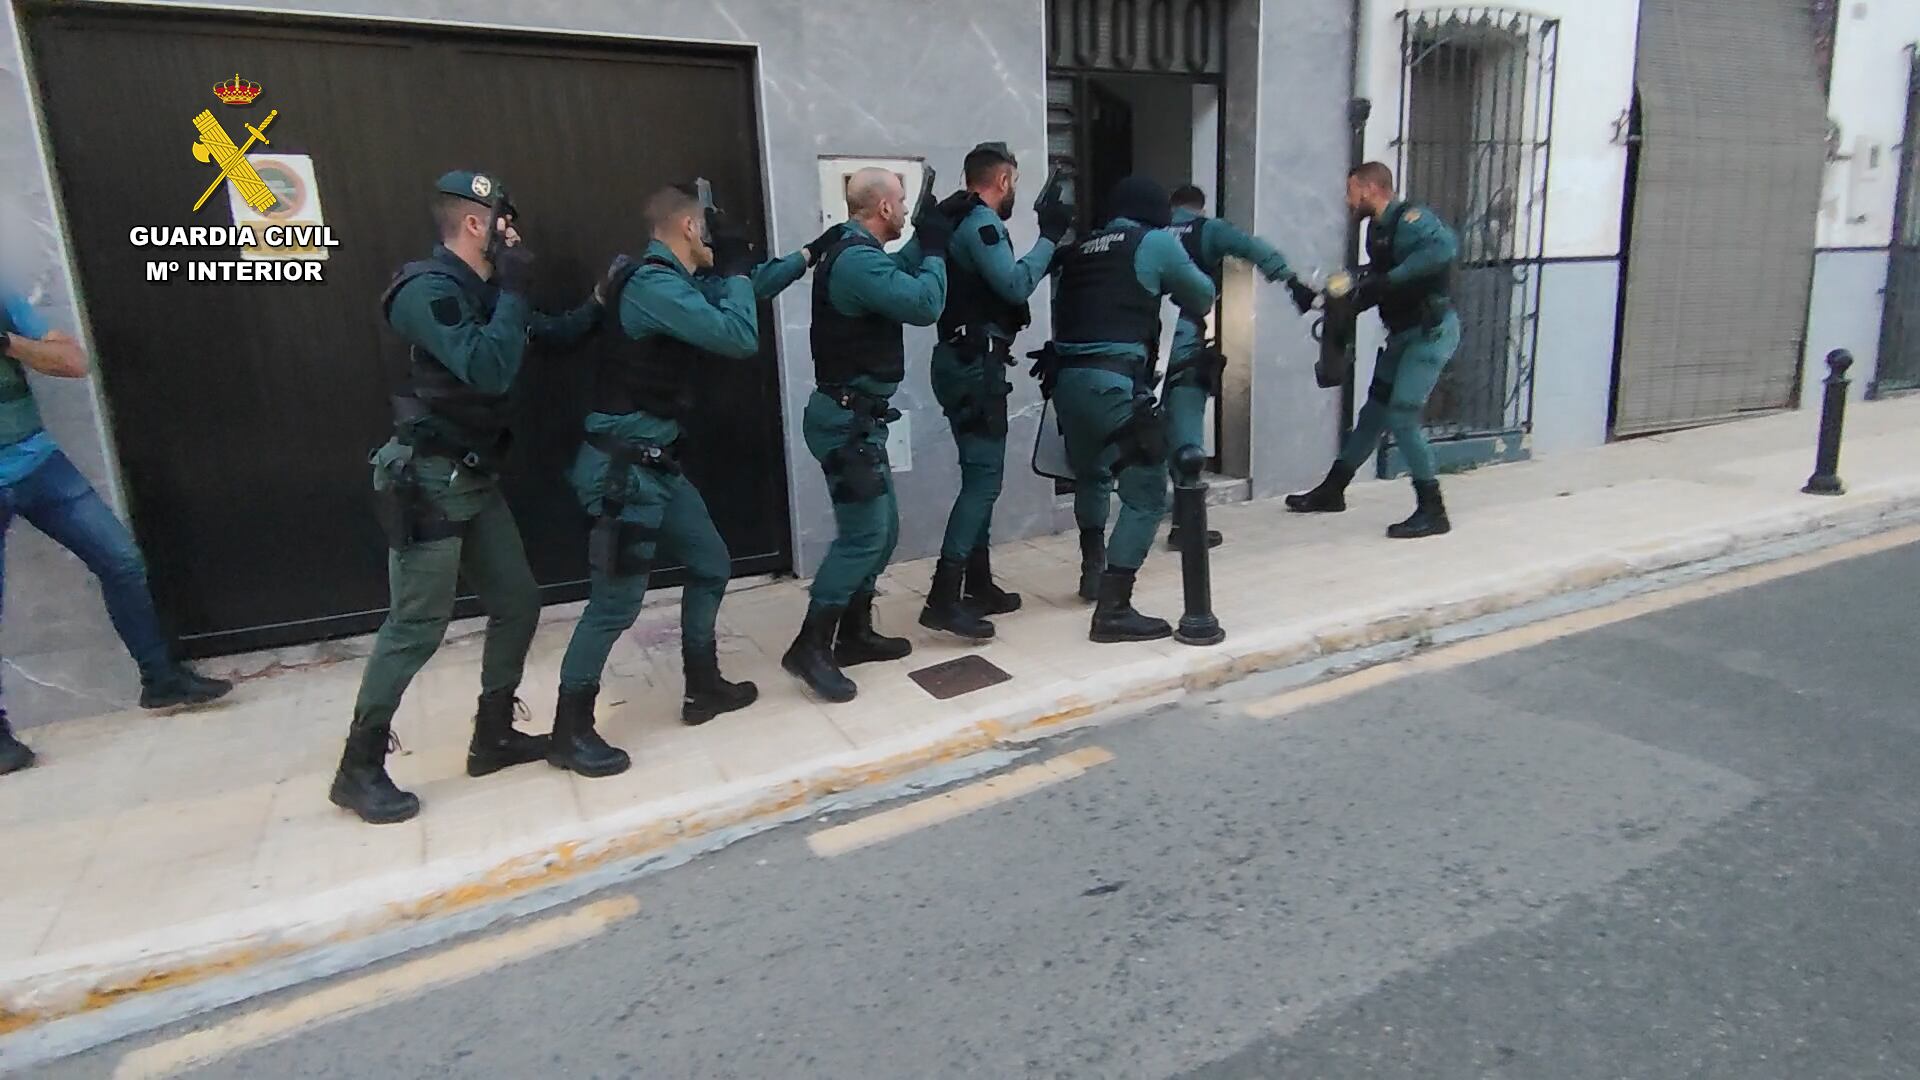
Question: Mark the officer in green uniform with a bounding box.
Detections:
[1287,162,1461,538]
[1039,176,1214,643]
[918,142,1072,639]
[1161,184,1317,549]
[553,184,828,773]
[331,170,604,825]
[782,167,952,703]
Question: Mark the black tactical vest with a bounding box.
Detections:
[810,231,906,385]
[1368,204,1454,333]
[1052,222,1160,348]
[937,208,1032,342]
[1167,217,1211,275]
[593,255,703,420]
[381,251,514,451]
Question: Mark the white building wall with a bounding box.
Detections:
[1806,1,1920,399]
[1354,0,1640,458]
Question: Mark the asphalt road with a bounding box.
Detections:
[43,540,1920,1079]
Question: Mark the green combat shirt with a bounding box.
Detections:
[584,240,806,446]
[1055,217,1216,363]
[1168,206,1292,362]
[821,221,947,399]
[947,200,1055,339]
[386,246,601,447]
[1374,199,1459,295]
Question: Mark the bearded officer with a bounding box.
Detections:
[1042,176,1213,643]
[1286,162,1460,538]
[1161,184,1316,549]
[781,167,952,704]
[918,141,1073,639]
[330,170,604,825]
[552,185,834,774]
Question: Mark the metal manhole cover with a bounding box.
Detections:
[907,655,1013,700]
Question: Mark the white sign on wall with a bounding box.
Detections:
[815,155,932,254]
[228,153,329,260]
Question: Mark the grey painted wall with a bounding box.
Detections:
[1802,248,1888,402]
[1531,259,1621,456]
[0,0,1355,725]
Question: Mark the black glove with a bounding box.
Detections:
[595,255,635,308]
[708,213,756,278]
[1359,270,1390,309]
[1286,276,1317,316]
[494,245,535,296]
[937,190,981,222]
[805,224,848,267]
[1037,197,1074,242]
[913,206,956,256]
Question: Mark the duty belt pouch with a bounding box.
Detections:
[826,439,886,504]
[370,445,462,550]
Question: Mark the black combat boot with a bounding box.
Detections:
[783,605,858,703]
[329,720,420,825]
[682,642,758,726]
[1090,567,1173,644]
[963,545,1022,615]
[0,710,35,776]
[919,558,996,641]
[1285,460,1357,514]
[467,689,550,778]
[548,684,630,778]
[1166,527,1224,550]
[836,590,916,665]
[1077,528,1106,603]
[138,664,234,710]
[1386,478,1452,539]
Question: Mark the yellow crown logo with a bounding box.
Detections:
[213,73,262,106]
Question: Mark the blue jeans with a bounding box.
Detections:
[0,449,172,702]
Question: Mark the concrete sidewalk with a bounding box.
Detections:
[4,399,1918,1036]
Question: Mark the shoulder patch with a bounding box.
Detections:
[1403,209,1423,224]
[430,295,463,327]
[979,225,1002,246]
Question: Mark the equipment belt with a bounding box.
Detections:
[817,384,899,422]
[585,431,681,474]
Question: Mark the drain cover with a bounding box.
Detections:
[908,655,1013,700]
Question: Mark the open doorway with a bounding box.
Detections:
[1044,0,1234,486]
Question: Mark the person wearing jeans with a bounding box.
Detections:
[0,283,231,775]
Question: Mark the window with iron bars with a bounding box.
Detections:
[1394,7,1558,442]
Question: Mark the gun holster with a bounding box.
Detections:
[1173,346,1228,397]
[1107,393,1169,472]
[949,330,1014,438]
[586,515,658,578]
[825,439,887,504]
[370,446,465,550]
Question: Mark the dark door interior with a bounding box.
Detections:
[26,6,791,656]
[1084,82,1135,226]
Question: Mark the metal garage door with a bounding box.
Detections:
[1614,0,1829,436]
[26,6,790,655]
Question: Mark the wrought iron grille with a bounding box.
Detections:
[1872,45,1920,397]
[1046,0,1227,76]
[1394,7,1559,441]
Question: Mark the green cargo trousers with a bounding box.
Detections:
[803,390,899,609]
[929,342,1010,562]
[1337,311,1461,482]
[1162,363,1211,477]
[1054,366,1167,572]
[557,444,732,693]
[352,442,539,732]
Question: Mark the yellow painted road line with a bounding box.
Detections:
[808,746,1116,858]
[1245,524,1920,721]
[112,895,639,1080]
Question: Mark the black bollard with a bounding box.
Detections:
[1802,349,1853,496]
[1171,444,1225,646]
